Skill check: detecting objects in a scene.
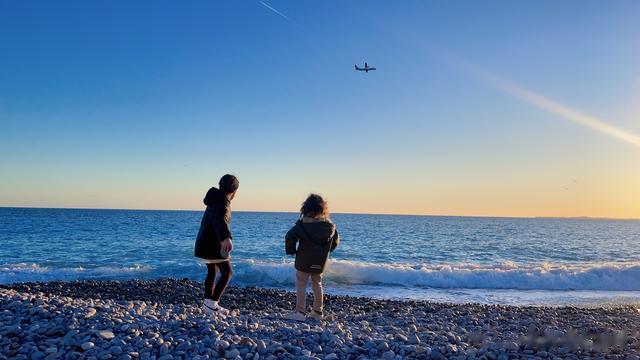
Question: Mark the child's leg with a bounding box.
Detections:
[204,263,218,299]
[310,273,324,313]
[211,261,233,301]
[295,271,310,313]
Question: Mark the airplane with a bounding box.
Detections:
[355,62,376,72]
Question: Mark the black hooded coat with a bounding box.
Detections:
[194,187,232,260]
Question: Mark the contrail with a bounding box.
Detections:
[449,57,640,148]
[259,1,293,23]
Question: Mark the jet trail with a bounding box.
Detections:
[259,1,293,23]
[449,57,640,148]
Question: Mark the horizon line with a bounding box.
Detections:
[1,206,638,221]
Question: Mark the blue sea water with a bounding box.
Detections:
[2,207,640,305]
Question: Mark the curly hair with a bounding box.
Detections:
[300,193,329,218]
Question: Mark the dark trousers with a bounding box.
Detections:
[204,261,233,301]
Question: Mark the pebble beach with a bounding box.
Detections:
[1,278,639,360]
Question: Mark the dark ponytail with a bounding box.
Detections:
[219,174,239,194]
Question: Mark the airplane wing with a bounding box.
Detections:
[369,67,377,71]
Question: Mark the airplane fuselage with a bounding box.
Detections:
[355,62,376,72]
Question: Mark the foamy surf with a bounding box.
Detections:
[233,259,640,291]
[0,263,153,283]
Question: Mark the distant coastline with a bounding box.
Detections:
[1,206,638,221]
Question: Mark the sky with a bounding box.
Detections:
[1,1,639,218]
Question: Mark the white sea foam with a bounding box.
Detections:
[5,259,640,292]
[233,259,640,291]
[0,262,152,283]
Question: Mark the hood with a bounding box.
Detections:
[297,220,336,245]
[203,187,227,207]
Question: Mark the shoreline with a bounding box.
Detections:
[2,279,639,359]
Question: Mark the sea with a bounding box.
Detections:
[2,207,640,306]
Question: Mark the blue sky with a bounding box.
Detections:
[1,1,639,217]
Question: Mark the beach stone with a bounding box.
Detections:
[81,342,95,351]
[62,336,76,346]
[395,334,408,342]
[429,349,445,360]
[381,350,395,360]
[377,342,390,352]
[256,340,267,355]
[109,346,123,355]
[31,351,46,360]
[215,340,230,351]
[504,341,518,351]
[45,326,67,337]
[99,330,116,340]
[5,325,22,336]
[84,308,97,319]
[68,352,83,360]
[325,354,338,360]
[408,334,420,344]
[225,349,241,359]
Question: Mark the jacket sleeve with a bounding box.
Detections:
[212,204,232,240]
[285,225,299,255]
[330,229,340,252]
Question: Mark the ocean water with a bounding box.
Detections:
[2,207,640,305]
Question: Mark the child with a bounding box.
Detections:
[284,194,340,320]
[194,174,239,316]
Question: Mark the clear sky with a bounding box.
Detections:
[1,1,639,218]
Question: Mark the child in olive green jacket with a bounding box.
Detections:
[284,194,340,321]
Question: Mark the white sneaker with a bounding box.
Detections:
[307,310,324,320]
[215,304,230,316]
[203,299,229,316]
[283,311,306,321]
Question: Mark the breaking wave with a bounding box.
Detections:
[5,259,640,292]
[0,263,152,283]
[234,259,640,291]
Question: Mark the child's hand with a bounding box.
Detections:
[221,238,233,253]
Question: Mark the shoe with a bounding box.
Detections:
[307,310,324,320]
[203,299,229,316]
[283,311,306,321]
[215,304,230,316]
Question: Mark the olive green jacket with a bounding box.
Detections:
[285,218,340,273]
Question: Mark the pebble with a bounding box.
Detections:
[225,349,241,358]
[381,350,395,359]
[84,308,97,319]
[99,330,116,340]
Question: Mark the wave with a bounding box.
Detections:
[233,259,640,291]
[0,263,152,283]
[5,259,640,292]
